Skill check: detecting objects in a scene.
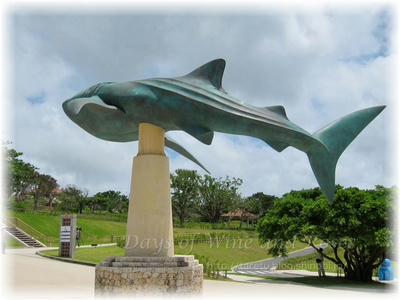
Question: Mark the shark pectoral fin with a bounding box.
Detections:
[165,136,210,174]
[181,125,214,145]
[264,105,288,119]
[263,138,289,152]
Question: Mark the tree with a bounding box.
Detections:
[31,173,58,210]
[58,185,88,213]
[90,190,129,213]
[256,185,395,282]
[117,194,129,213]
[103,190,128,213]
[3,143,58,208]
[244,192,277,217]
[195,175,243,223]
[170,169,201,226]
[4,145,37,201]
[88,193,108,212]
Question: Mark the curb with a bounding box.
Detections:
[36,250,96,267]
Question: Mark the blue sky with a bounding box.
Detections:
[4,4,396,197]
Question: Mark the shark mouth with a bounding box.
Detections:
[62,95,131,143]
[62,95,123,116]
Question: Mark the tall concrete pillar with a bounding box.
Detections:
[96,123,202,295]
[124,123,174,257]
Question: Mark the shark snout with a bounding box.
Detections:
[62,98,81,116]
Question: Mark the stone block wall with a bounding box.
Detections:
[95,255,203,296]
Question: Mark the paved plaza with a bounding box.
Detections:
[1,247,397,299]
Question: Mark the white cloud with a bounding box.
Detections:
[6,7,396,197]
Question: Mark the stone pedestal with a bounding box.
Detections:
[95,255,203,296]
[94,123,203,295]
[125,123,174,257]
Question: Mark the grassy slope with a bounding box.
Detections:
[42,246,124,263]
[10,211,126,245]
[10,211,257,245]
[13,210,311,268]
[177,239,307,268]
[41,238,307,269]
[6,236,27,248]
[277,247,344,273]
[277,247,397,278]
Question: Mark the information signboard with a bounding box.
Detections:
[58,214,76,258]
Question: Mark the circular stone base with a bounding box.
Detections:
[95,255,203,296]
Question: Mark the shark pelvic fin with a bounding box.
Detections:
[181,124,214,145]
[264,105,288,119]
[182,58,226,90]
[263,139,289,152]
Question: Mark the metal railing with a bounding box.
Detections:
[2,216,56,247]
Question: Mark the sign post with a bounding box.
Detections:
[58,214,77,258]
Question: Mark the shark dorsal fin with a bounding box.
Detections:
[265,105,288,119]
[182,59,226,90]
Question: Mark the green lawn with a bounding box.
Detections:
[42,246,124,263]
[9,211,127,246]
[6,236,26,248]
[8,211,257,246]
[277,247,397,279]
[12,210,312,269]
[40,238,308,270]
[277,247,344,273]
[175,219,256,230]
[178,238,307,268]
[174,226,256,237]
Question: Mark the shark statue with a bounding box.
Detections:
[62,58,385,202]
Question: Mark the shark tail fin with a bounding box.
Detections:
[307,105,385,202]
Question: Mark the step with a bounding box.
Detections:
[111,261,193,268]
[114,255,195,263]
[5,227,44,247]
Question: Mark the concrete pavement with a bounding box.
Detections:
[2,247,95,298]
[1,247,397,299]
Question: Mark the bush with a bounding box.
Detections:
[257,185,395,282]
[193,254,229,278]
[116,237,125,248]
[7,199,29,212]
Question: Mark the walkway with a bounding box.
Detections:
[2,247,94,298]
[1,247,396,299]
[233,243,329,277]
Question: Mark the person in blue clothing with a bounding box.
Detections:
[379,258,394,281]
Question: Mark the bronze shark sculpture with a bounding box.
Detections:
[62,59,385,202]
